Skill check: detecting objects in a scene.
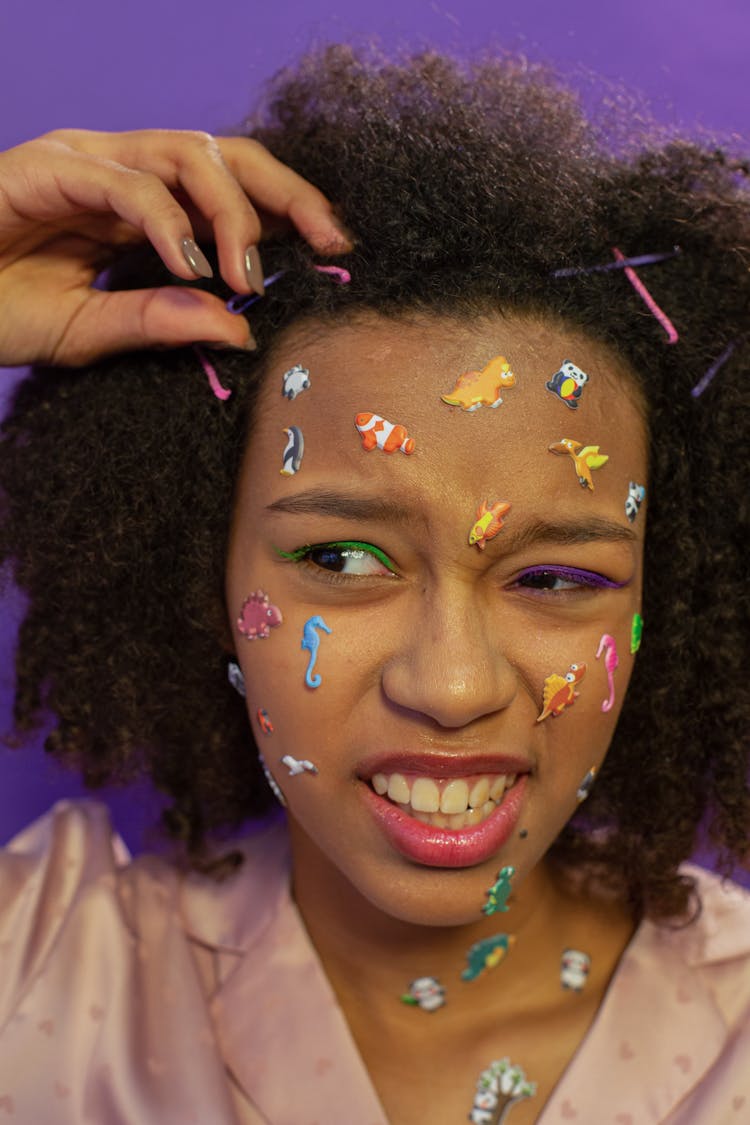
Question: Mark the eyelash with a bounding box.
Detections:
[512,566,628,592]
[276,541,397,579]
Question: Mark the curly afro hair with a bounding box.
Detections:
[1,46,748,917]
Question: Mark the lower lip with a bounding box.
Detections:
[361,775,528,868]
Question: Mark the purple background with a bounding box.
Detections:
[1,0,748,870]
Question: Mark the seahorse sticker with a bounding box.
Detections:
[301,615,332,688]
[595,633,618,712]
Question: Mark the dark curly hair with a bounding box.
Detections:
[1,46,748,918]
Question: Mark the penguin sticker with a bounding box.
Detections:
[280,426,304,475]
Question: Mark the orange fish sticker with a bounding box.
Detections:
[536,663,587,722]
[468,500,511,550]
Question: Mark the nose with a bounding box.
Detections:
[380,586,518,728]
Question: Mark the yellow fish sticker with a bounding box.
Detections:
[468,500,512,550]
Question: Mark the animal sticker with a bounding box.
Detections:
[595,634,619,712]
[462,934,515,981]
[548,439,609,490]
[400,976,446,1012]
[560,949,591,992]
[468,1059,536,1125]
[440,355,516,411]
[482,866,515,916]
[238,590,283,639]
[227,660,246,697]
[625,481,646,522]
[258,750,286,806]
[468,500,512,550]
[281,364,311,400]
[281,754,318,776]
[536,662,586,722]
[354,412,415,454]
[630,612,644,654]
[301,615,332,688]
[545,360,589,409]
[256,708,274,735]
[280,425,304,475]
[576,766,597,804]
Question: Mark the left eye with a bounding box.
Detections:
[513,566,624,592]
[308,545,391,575]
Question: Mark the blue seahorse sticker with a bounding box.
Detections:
[301,615,332,688]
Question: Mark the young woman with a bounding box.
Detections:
[0,46,748,1125]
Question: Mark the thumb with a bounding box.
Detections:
[57,286,255,365]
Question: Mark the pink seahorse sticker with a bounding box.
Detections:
[596,634,619,712]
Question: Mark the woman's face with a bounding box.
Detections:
[226,311,647,926]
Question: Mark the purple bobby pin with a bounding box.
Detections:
[691,340,738,399]
[552,247,681,278]
[226,264,351,315]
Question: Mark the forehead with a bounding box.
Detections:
[246,311,648,515]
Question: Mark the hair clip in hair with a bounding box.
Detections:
[226,264,351,314]
[612,247,679,343]
[194,345,232,401]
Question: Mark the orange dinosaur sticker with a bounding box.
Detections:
[441,356,516,411]
[536,663,587,722]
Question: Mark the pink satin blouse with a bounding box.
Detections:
[0,799,748,1124]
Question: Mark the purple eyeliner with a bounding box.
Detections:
[515,566,628,589]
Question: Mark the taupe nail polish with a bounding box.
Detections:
[245,245,265,296]
[181,238,213,279]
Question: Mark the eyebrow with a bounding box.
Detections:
[265,490,637,547]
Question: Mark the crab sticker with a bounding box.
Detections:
[545,360,589,409]
[536,662,586,722]
[440,355,516,411]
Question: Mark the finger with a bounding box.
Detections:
[1,139,209,283]
[51,287,255,366]
[218,136,355,254]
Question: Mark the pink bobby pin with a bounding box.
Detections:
[313,265,351,283]
[194,345,232,401]
[612,247,679,344]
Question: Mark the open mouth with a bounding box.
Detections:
[369,771,519,831]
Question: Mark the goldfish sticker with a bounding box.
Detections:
[536,662,586,721]
[545,360,589,410]
[468,500,511,550]
[354,412,415,454]
[548,439,609,490]
[440,355,516,411]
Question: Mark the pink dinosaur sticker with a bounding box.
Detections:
[237,590,283,639]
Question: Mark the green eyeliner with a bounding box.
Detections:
[275,540,396,572]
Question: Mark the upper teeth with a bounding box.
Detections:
[371,772,514,814]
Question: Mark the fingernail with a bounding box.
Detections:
[329,213,355,249]
[181,238,214,279]
[245,245,265,295]
[196,335,257,352]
